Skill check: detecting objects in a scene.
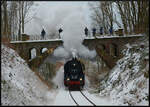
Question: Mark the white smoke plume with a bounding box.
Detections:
[25,2,96,59]
[53,5,96,59]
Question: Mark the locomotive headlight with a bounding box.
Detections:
[67,78,70,81]
[80,78,82,81]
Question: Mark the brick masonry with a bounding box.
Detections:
[10,35,143,69]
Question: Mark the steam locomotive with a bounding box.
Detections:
[64,57,85,90]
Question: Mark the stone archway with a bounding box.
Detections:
[29,48,37,60]
[40,47,48,54]
[109,43,118,57]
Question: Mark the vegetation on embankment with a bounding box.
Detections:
[98,36,149,105]
[1,44,56,105]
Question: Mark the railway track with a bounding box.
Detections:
[69,90,79,106]
[79,90,96,106]
[69,90,96,106]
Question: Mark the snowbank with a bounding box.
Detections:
[98,36,149,105]
[1,44,56,105]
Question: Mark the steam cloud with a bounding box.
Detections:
[53,5,96,59]
[25,2,96,59]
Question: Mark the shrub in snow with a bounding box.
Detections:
[98,36,149,105]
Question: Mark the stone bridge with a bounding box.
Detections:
[10,39,63,62]
[10,35,143,69]
[83,35,143,68]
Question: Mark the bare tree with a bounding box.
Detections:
[21,1,34,33]
[2,1,9,38]
[9,1,18,40]
[90,1,149,35]
[115,0,149,35]
[89,1,120,35]
[1,1,34,41]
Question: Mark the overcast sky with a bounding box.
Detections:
[24,1,97,59]
[24,1,93,36]
[24,1,121,59]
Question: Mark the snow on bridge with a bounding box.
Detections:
[10,38,63,43]
[10,34,144,67]
[10,34,143,43]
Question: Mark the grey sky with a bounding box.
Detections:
[24,1,97,59]
[24,1,92,36]
[24,1,121,59]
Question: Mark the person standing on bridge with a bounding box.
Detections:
[84,27,88,37]
[41,28,46,39]
[100,27,103,35]
[58,28,63,39]
[109,26,113,36]
[92,27,96,37]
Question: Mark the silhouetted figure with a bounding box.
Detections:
[100,27,103,35]
[58,28,63,39]
[109,26,113,36]
[84,27,88,37]
[59,28,63,33]
[92,28,96,37]
[41,29,46,39]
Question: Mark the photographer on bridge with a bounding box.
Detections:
[100,27,103,35]
[92,27,96,37]
[109,26,113,36]
[58,28,63,39]
[84,27,88,37]
[41,29,46,39]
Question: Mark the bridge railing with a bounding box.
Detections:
[10,34,58,41]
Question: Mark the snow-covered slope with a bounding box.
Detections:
[1,44,56,105]
[98,36,149,105]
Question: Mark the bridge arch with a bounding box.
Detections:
[109,43,118,57]
[29,47,38,60]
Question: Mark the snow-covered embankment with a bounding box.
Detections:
[98,36,149,105]
[1,44,57,105]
